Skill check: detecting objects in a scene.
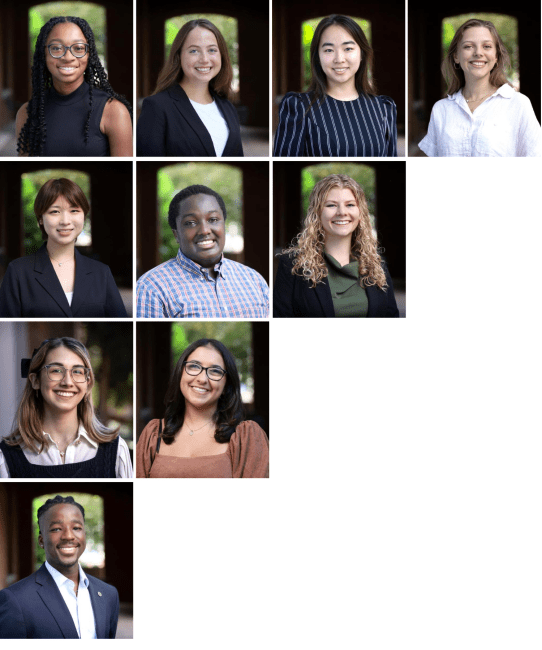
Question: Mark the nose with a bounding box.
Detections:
[197,220,211,235]
[60,370,75,386]
[198,50,210,63]
[60,46,76,62]
[61,527,75,541]
[333,50,345,63]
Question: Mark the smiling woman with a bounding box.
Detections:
[0,338,133,478]
[16,16,132,157]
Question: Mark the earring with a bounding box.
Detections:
[454,62,460,69]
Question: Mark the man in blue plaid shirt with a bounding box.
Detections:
[136,185,269,318]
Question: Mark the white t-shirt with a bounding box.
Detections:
[189,98,230,156]
[419,83,541,157]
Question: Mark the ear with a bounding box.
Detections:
[38,532,43,547]
[172,229,181,246]
[29,372,40,390]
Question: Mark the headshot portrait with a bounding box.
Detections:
[0,0,133,157]
[0,162,132,317]
[408,7,541,156]
[136,3,269,157]
[273,161,406,318]
[272,1,405,156]
[136,162,269,319]
[0,322,133,479]
[136,321,269,478]
[0,484,133,638]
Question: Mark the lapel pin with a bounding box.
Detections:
[98,592,102,597]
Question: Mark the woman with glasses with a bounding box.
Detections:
[274,14,397,157]
[0,338,133,478]
[16,16,132,156]
[274,174,399,317]
[0,178,127,317]
[137,18,243,157]
[136,338,268,478]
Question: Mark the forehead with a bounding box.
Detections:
[42,503,84,526]
[320,24,356,46]
[187,345,225,367]
[325,187,357,202]
[45,195,80,209]
[177,194,222,219]
[44,345,86,367]
[460,26,495,43]
[183,26,218,48]
[47,22,87,44]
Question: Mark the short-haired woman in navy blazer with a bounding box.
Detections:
[0,178,127,317]
[274,14,397,157]
[137,18,243,157]
[274,174,399,318]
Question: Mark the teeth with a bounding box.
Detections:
[55,391,75,397]
[333,220,350,225]
[192,387,209,393]
[196,67,211,72]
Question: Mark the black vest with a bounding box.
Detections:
[0,437,119,478]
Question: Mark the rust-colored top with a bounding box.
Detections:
[136,419,269,478]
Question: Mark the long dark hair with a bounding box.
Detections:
[17,16,132,156]
[307,15,376,112]
[153,19,233,100]
[162,339,244,444]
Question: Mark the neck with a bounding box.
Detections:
[180,79,213,104]
[184,403,217,425]
[52,76,85,97]
[42,410,80,444]
[50,561,80,589]
[325,79,358,101]
[46,239,76,262]
[463,77,496,100]
[324,236,353,267]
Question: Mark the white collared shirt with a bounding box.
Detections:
[44,561,97,639]
[0,424,133,478]
[419,83,542,157]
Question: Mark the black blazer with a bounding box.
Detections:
[0,563,119,639]
[273,253,400,318]
[136,84,244,157]
[0,244,128,318]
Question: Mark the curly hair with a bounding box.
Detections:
[282,174,387,290]
[17,16,132,156]
[162,338,244,444]
[37,495,85,532]
[153,19,234,100]
[442,19,511,96]
[167,184,227,231]
[4,337,118,453]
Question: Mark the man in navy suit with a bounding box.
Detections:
[0,495,119,639]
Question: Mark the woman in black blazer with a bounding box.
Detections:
[137,18,243,157]
[274,174,399,318]
[0,178,127,317]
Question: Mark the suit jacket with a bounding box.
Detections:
[136,84,244,157]
[0,243,127,317]
[273,253,400,318]
[0,563,119,639]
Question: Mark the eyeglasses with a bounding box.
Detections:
[47,43,89,58]
[42,365,90,382]
[183,361,226,381]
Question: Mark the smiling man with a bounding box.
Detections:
[136,185,269,318]
[0,495,119,639]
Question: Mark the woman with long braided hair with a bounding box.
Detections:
[16,16,132,156]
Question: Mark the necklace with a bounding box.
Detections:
[464,90,493,104]
[184,418,214,436]
[48,252,74,267]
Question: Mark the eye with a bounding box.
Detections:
[72,368,86,377]
[72,44,87,55]
[49,367,64,376]
[183,220,196,228]
[49,45,63,54]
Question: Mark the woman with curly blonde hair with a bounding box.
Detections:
[0,337,132,478]
[274,174,398,318]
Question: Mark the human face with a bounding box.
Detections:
[45,22,88,89]
[40,195,85,247]
[180,26,221,87]
[454,27,497,82]
[319,24,361,89]
[180,345,227,412]
[320,187,361,241]
[38,503,86,573]
[172,194,226,269]
[31,346,89,415]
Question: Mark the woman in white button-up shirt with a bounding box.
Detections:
[0,337,132,478]
[419,18,541,157]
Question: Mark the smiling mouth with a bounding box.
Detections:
[332,219,351,225]
[333,68,349,73]
[58,546,79,554]
[190,386,210,394]
[470,61,486,67]
[54,391,76,398]
[196,239,216,249]
[195,67,211,73]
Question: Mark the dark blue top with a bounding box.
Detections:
[42,81,110,156]
[273,92,397,157]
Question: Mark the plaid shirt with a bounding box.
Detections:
[136,249,269,318]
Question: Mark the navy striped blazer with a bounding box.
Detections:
[273,92,397,157]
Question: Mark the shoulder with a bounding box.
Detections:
[222,258,268,285]
[276,252,296,271]
[138,419,160,444]
[1,571,38,596]
[15,102,29,128]
[142,89,175,108]
[507,88,534,109]
[77,252,111,275]
[373,94,396,108]
[103,98,131,121]
[5,254,34,271]
[87,574,118,599]
[231,420,268,446]
[137,259,179,286]
[279,92,310,109]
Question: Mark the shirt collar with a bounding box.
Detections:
[175,248,225,279]
[45,561,89,589]
[448,83,513,104]
[42,424,97,452]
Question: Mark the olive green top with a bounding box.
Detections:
[324,253,368,318]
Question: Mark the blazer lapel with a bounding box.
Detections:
[313,278,335,317]
[35,564,79,639]
[34,244,72,317]
[70,249,93,315]
[170,85,216,155]
[87,576,107,639]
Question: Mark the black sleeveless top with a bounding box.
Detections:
[0,437,119,478]
[42,81,110,156]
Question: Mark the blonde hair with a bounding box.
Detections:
[4,337,118,454]
[283,174,387,290]
[442,19,511,95]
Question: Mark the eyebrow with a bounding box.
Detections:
[185,43,217,49]
[49,518,84,526]
[181,210,221,218]
[47,38,88,44]
[46,362,86,368]
[321,40,356,47]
